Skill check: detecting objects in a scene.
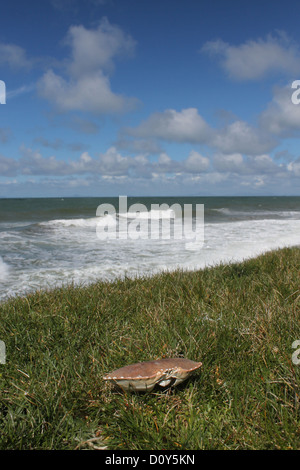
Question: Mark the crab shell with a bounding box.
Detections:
[103,358,202,392]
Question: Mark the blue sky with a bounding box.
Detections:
[1,0,300,197]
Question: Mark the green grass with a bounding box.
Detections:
[0,246,299,450]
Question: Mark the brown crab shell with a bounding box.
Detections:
[103,357,202,392]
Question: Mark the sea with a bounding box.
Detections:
[0,196,299,302]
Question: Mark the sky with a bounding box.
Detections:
[1,0,300,197]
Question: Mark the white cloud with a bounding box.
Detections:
[65,20,135,77]
[125,108,212,143]
[20,146,69,175]
[39,69,136,113]
[213,152,245,173]
[158,152,172,165]
[202,33,300,80]
[124,107,276,156]
[260,84,300,136]
[213,152,283,176]
[1,138,298,196]
[248,154,279,174]
[212,120,276,155]
[96,146,134,176]
[153,152,181,175]
[287,157,300,176]
[184,150,210,173]
[38,18,138,114]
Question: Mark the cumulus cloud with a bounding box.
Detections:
[212,120,276,155]
[20,147,70,175]
[260,84,300,136]
[125,108,212,143]
[213,152,245,173]
[65,21,135,77]
[150,152,180,175]
[202,33,300,80]
[287,157,300,177]
[1,135,298,194]
[38,18,138,114]
[14,146,145,177]
[184,151,210,173]
[1,144,211,180]
[248,154,280,174]
[39,69,136,113]
[1,143,299,197]
[97,146,134,176]
[123,107,276,156]
[213,152,283,176]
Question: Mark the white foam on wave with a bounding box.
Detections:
[211,207,300,219]
[119,208,176,219]
[200,218,300,266]
[1,213,299,302]
[39,211,178,237]
[41,208,177,228]
[0,257,9,281]
[40,217,101,228]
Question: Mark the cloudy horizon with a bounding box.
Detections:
[0,0,300,197]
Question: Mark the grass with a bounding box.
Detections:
[0,246,299,450]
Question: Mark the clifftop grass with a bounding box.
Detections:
[0,246,299,450]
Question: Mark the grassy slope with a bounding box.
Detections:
[0,247,299,450]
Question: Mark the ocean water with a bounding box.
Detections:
[0,196,299,302]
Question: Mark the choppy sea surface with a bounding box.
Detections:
[0,196,299,301]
